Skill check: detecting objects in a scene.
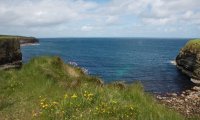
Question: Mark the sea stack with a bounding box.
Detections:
[176,39,200,84]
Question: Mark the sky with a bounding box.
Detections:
[0,0,200,38]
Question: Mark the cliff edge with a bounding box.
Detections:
[0,38,22,69]
[0,35,39,45]
[0,35,39,69]
[176,39,200,84]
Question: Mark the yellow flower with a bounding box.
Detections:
[88,93,94,97]
[53,101,58,105]
[42,105,46,108]
[71,94,78,99]
[64,94,68,99]
[130,106,134,110]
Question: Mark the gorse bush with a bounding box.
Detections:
[0,56,184,120]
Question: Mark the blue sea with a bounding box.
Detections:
[21,38,195,93]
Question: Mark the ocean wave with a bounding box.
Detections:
[68,61,89,74]
[170,60,177,65]
[69,61,78,66]
[21,43,40,47]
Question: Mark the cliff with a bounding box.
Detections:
[0,35,39,69]
[176,39,200,84]
[0,35,39,45]
[0,38,22,69]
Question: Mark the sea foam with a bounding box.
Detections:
[170,60,177,65]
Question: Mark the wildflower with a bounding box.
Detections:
[130,106,134,110]
[64,94,68,99]
[88,93,93,97]
[52,101,58,105]
[71,94,78,99]
[83,93,87,97]
[42,104,48,109]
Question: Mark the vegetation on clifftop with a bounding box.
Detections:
[181,39,200,53]
[0,35,34,40]
[0,35,39,45]
[0,56,185,120]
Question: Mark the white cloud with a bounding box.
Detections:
[0,0,98,27]
[105,16,119,25]
[0,0,200,37]
[81,25,94,31]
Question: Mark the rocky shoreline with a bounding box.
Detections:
[157,39,200,119]
[156,86,200,118]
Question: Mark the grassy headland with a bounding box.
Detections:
[181,39,200,53]
[0,56,185,120]
[0,35,38,45]
[0,35,33,39]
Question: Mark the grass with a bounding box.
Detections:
[0,35,34,41]
[0,56,186,120]
[182,39,200,53]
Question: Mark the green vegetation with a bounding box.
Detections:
[182,39,200,53]
[0,56,185,120]
[0,35,34,40]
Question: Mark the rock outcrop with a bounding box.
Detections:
[0,38,22,69]
[0,35,39,70]
[176,39,200,84]
[19,36,39,45]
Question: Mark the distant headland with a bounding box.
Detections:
[0,35,39,69]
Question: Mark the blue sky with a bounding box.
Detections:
[0,0,200,38]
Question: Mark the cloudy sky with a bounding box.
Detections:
[0,0,200,38]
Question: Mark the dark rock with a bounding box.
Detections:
[176,40,200,84]
[18,36,39,45]
[0,35,39,70]
[0,38,22,70]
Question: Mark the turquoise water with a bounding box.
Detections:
[21,38,195,93]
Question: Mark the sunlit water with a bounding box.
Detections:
[22,38,195,93]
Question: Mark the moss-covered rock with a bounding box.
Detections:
[176,39,200,84]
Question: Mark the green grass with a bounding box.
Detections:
[0,35,34,41]
[182,39,200,53]
[0,56,186,120]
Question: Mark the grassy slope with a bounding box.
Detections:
[0,56,185,120]
[182,39,200,53]
[0,35,34,40]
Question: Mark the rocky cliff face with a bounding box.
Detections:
[176,39,200,84]
[0,38,22,69]
[19,37,39,45]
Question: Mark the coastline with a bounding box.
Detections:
[20,43,40,47]
[156,86,200,118]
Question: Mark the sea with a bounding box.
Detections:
[21,38,195,93]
